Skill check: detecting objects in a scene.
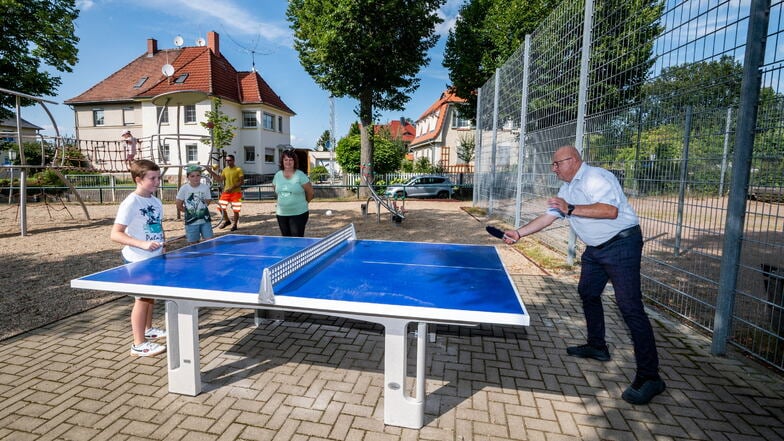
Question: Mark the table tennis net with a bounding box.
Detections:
[259,223,357,303]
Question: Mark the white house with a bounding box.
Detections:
[409,88,474,173]
[65,31,295,177]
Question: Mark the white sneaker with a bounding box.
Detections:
[144,327,167,339]
[130,341,166,357]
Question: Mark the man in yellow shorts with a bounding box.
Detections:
[206,154,244,231]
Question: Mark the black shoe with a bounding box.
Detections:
[230,224,238,231]
[218,220,230,229]
[566,344,611,361]
[622,378,666,405]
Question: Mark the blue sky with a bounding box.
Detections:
[22,0,464,148]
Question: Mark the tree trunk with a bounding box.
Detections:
[358,91,374,199]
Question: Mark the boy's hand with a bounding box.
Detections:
[141,241,163,251]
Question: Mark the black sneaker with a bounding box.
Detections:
[622,378,666,405]
[566,344,611,361]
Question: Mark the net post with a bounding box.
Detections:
[257,224,357,303]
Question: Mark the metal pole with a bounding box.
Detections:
[675,106,693,256]
[719,107,732,196]
[514,35,532,228]
[712,0,771,356]
[488,69,500,215]
[473,87,483,207]
[567,0,595,265]
[15,95,27,236]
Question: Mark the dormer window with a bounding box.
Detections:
[173,73,189,84]
[133,76,148,88]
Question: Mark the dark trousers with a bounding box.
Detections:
[276,211,309,237]
[578,226,660,379]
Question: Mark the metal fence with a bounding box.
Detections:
[474,0,784,372]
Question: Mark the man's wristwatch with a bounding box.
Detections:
[567,204,575,216]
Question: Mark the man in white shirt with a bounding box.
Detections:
[504,145,664,405]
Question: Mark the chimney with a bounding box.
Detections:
[147,38,158,56]
[207,31,220,57]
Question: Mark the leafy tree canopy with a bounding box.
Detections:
[444,0,557,119]
[200,98,236,165]
[0,0,79,118]
[335,134,404,175]
[316,130,331,151]
[287,0,444,189]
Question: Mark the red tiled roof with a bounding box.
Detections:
[65,33,294,115]
[410,88,466,146]
[238,72,294,114]
[371,120,416,143]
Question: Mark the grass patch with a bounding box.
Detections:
[461,206,487,216]
[515,236,576,272]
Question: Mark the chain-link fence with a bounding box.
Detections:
[475,0,784,372]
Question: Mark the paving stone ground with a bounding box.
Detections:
[2,271,783,441]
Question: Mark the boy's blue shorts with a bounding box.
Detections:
[185,222,214,243]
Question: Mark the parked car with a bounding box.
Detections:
[385,175,453,199]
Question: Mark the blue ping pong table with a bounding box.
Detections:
[71,224,529,428]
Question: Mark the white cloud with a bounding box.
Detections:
[136,0,292,46]
[436,0,462,36]
[76,0,95,11]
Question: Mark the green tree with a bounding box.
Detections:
[200,97,236,163]
[309,165,329,182]
[444,0,557,119]
[0,0,79,118]
[316,130,331,151]
[642,55,743,121]
[414,156,433,173]
[287,0,444,195]
[456,134,475,165]
[335,134,404,175]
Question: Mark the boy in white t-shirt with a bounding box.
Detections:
[176,165,214,243]
[110,159,167,357]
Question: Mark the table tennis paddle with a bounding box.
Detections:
[485,225,506,240]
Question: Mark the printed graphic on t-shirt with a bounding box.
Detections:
[139,203,163,239]
[183,192,211,224]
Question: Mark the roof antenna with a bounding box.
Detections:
[174,35,184,48]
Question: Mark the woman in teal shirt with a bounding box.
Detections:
[273,149,314,236]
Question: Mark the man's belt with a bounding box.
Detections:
[593,225,640,249]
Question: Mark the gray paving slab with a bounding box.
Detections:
[1,273,784,441]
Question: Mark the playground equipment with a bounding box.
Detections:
[0,87,216,236]
[360,164,406,224]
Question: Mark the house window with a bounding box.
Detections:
[123,106,134,125]
[244,146,255,163]
[133,77,148,88]
[451,111,471,128]
[264,148,275,163]
[186,144,198,162]
[243,111,257,128]
[157,106,169,124]
[92,109,104,126]
[263,113,275,130]
[277,116,283,133]
[160,144,170,163]
[184,105,196,123]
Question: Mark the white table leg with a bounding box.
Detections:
[382,319,426,428]
[165,300,201,396]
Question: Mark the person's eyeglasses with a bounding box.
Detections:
[551,157,573,168]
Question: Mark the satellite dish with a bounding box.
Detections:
[162,64,175,77]
[196,38,206,47]
[173,35,184,47]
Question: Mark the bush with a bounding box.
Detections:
[309,165,329,182]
